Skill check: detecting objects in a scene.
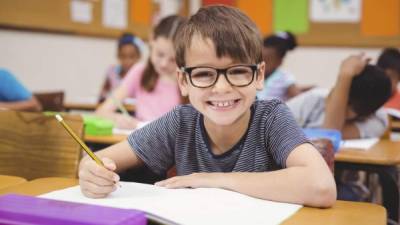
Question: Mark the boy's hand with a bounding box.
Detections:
[79,157,120,198]
[339,53,370,79]
[155,173,223,189]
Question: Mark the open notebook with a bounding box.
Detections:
[41,182,302,225]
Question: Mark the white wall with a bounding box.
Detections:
[282,47,381,89]
[0,29,116,103]
[0,29,382,102]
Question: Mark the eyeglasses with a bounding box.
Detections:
[181,64,260,88]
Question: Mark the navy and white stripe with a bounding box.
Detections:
[128,100,309,176]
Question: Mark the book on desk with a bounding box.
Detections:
[35,181,302,225]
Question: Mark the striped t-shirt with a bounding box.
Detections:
[128,100,309,176]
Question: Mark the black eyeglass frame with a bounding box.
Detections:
[180,64,260,88]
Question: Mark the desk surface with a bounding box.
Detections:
[84,133,127,145]
[0,175,27,191]
[335,139,400,165]
[0,177,386,225]
[64,102,136,112]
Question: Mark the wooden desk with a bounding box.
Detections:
[283,201,386,225]
[0,175,27,191]
[335,139,400,165]
[0,177,76,196]
[335,139,400,223]
[64,102,136,112]
[84,133,127,145]
[0,177,386,225]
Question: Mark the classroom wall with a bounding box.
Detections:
[0,29,382,102]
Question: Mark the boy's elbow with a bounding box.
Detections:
[309,179,337,208]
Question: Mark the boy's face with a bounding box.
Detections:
[177,36,265,127]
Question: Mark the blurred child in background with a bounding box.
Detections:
[99,33,145,102]
[96,15,186,129]
[377,48,400,110]
[257,32,311,101]
[0,69,41,111]
[287,54,391,140]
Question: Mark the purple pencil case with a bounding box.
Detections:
[0,194,147,225]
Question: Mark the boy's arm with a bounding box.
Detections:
[156,143,336,208]
[323,54,369,139]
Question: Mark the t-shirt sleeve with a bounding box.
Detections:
[0,69,32,101]
[282,71,296,88]
[266,102,309,168]
[127,107,180,175]
[120,63,145,98]
[355,108,388,138]
[285,91,310,127]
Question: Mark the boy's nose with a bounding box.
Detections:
[212,74,232,93]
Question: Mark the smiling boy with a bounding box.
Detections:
[79,5,336,207]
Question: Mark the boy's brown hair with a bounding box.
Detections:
[175,5,263,68]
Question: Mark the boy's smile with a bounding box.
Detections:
[177,35,265,128]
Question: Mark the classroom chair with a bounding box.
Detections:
[0,110,83,180]
[33,91,64,111]
[311,138,334,173]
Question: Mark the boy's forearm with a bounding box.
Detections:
[323,74,352,130]
[219,168,336,208]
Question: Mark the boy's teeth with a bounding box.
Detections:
[212,100,234,107]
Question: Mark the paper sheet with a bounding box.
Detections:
[70,0,93,24]
[113,128,134,135]
[384,108,400,119]
[41,182,302,225]
[102,0,127,29]
[340,138,379,150]
[310,0,361,23]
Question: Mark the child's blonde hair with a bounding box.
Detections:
[141,15,186,92]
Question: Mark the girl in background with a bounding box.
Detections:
[257,31,311,101]
[99,33,145,102]
[96,15,186,129]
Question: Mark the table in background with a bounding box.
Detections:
[84,133,127,145]
[64,102,135,112]
[335,139,400,223]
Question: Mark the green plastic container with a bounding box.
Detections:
[83,115,114,136]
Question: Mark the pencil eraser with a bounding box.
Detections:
[55,114,63,122]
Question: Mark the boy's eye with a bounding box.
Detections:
[228,67,252,75]
[191,70,215,79]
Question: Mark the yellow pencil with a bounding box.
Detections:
[55,114,103,165]
[111,95,130,117]
[56,114,121,187]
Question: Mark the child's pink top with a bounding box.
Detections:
[121,63,181,122]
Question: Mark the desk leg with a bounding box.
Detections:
[335,162,399,224]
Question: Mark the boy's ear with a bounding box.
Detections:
[255,62,265,91]
[177,69,189,96]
